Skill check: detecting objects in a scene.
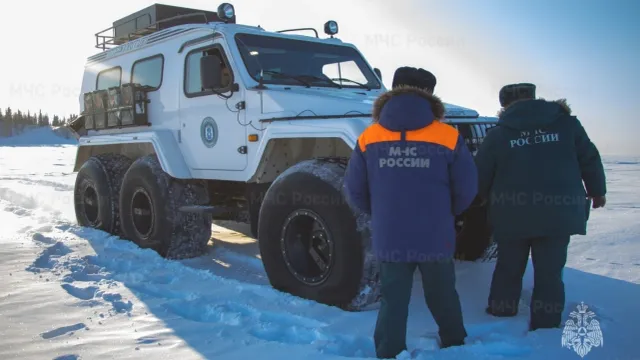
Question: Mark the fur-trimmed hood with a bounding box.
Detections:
[497,98,573,130]
[372,86,445,131]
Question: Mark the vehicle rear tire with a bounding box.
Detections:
[258,158,380,311]
[119,155,212,259]
[454,204,496,261]
[74,154,132,235]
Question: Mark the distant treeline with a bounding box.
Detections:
[0,106,78,137]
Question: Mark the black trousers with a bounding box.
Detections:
[374,260,467,358]
[487,235,570,330]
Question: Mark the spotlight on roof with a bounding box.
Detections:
[217,3,235,22]
[324,20,338,37]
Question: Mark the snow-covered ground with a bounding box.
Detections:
[0,128,638,360]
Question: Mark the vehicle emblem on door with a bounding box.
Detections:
[200,117,218,148]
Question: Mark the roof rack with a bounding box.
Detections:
[276,28,319,38]
[95,12,210,51]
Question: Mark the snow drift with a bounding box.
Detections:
[0,126,78,147]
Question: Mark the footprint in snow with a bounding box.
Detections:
[53,355,80,360]
[40,323,87,339]
[60,256,111,283]
[60,281,132,314]
[61,283,99,301]
[136,336,160,345]
[18,225,33,233]
[26,242,72,273]
[4,204,32,217]
[32,233,57,245]
[164,299,374,357]
[34,224,54,233]
[101,292,133,313]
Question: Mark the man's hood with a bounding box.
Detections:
[498,98,573,130]
[372,86,445,131]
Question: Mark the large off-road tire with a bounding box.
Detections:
[74,154,132,235]
[258,158,380,311]
[118,155,212,259]
[454,203,496,261]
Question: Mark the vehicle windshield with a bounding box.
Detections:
[234,33,381,89]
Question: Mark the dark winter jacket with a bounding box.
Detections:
[475,98,606,240]
[343,87,478,262]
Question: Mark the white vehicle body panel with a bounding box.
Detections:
[76,22,497,181]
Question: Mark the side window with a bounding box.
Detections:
[131,55,164,90]
[96,67,121,90]
[185,46,233,95]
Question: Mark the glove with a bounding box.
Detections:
[590,196,606,209]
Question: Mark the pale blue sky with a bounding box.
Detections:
[0,0,638,155]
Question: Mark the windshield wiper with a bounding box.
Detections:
[261,70,311,88]
[330,77,370,90]
[297,75,342,88]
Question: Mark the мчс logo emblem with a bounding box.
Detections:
[561,302,603,358]
[200,117,218,148]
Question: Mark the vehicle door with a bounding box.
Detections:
[178,41,247,171]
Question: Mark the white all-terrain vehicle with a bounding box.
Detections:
[69,3,498,310]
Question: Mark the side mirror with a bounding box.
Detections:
[374,68,382,80]
[200,54,222,90]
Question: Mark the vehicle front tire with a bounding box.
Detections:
[119,155,212,259]
[74,154,132,235]
[257,158,380,311]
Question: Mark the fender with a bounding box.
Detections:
[246,116,370,182]
[74,129,192,179]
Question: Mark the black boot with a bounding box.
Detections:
[439,338,465,349]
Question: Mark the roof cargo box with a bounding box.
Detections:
[112,4,235,45]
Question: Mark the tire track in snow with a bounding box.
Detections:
[0,188,62,224]
[66,237,376,357]
[1,169,377,357]
[0,177,74,191]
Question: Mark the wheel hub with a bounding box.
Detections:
[82,185,99,226]
[131,188,154,239]
[280,209,334,286]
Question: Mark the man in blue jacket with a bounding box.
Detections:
[343,67,478,358]
[476,83,606,330]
